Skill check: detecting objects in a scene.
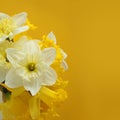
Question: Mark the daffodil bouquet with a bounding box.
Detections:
[0,12,68,120]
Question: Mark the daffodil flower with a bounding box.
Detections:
[47,32,68,70]
[0,12,29,42]
[5,40,57,96]
[0,41,13,82]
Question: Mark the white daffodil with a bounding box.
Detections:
[0,36,36,83]
[0,40,13,82]
[0,54,10,82]
[5,40,57,96]
[47,32,68,70]
[0,12,29,42]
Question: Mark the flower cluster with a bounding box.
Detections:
[0,12,68,120]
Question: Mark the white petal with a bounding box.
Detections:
[23,73,41,96]
[5,68,23,88]
[0,35,8,42]
[47,32,56,44]
[15,66,31,81]
[61,60,68,70]
[41,67,57,86]
[14,36,29,48]
[12,12,27,26]
[13,26,29,35]
[0,13,9,20]
[6,48,25,67]
[60,49,67,59]
[23,41,41,62]
[42,47,56,65]
[0,66,8,82]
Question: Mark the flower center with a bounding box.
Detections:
[0,18,16,37]
[28,63,36,71]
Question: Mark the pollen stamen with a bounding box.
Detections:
[28,63,35,71]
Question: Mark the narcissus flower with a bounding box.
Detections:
[47,32,68,70]
[0,40,13,82]
[0,11,68,120]
[5,40,57,96]
[0,12,29,42]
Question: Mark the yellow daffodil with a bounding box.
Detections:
[5,40,57,96]
[0,12,29,42]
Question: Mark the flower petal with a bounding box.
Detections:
[42,47,56,65]
[23,41,41,62]
[12,12,27,26]
[41,67,57,86]
[13,26,29,35]
[60,49,67,59]
[23,73,41,96]
[0,66,8,82]
[61,60,68,70]
[0,13,9,20]
[6,48,25,67]
[5,68,23,88]
[0,35,8,42]
[8,32,14,40]
[47,32,56,44]
[14,36,28,48]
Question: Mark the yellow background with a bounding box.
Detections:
[1,0,120,120]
